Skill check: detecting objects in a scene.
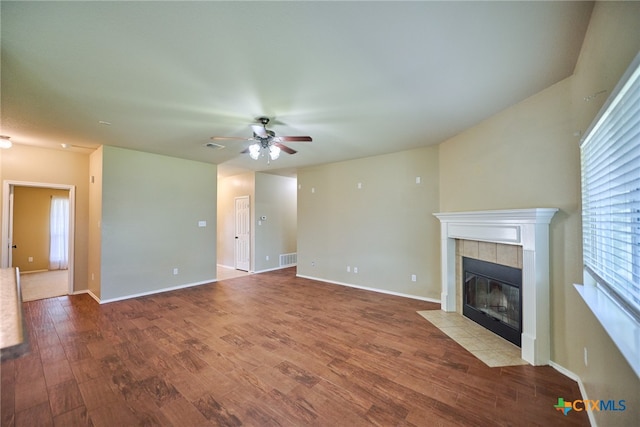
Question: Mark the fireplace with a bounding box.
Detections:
[463,257,522,346]
[433,209,558,365]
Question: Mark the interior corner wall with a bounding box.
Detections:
[438,2,640,425]
[100,146,217,301]
[0,144,90,291]
[88,146,103,299]
[254,173,297,272]
[297,145,440,300]
[217,172,255,270]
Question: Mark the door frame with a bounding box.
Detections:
[1,180,76,295]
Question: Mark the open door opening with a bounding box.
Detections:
[2,181,75,300]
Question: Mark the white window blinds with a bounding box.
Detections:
[581,52,640,318]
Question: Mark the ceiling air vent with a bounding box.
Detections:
[204,142,225,150]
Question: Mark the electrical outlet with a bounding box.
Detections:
[584,347,588,367]
[411,274,417,282]
[173,268,179,275]
[28,256,33,263]
[266,255,269,261]
[311,261,315,267]
[354,267,358,274]
[347,266,351,272]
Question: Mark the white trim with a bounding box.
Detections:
[95,279,215,304]
[549,360,596,427]
[574,282,640,379]
[19,269,49,274]
[433,208,558,366]
[86,289,101,304]
[296,274,441,304]
[254,265,295,274]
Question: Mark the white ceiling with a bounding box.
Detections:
[1,1,593,178]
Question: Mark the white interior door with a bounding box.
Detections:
[234,196,250,271]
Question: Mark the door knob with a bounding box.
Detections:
[11,245,17,249]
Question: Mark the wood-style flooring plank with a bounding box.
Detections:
[1,267,589,426]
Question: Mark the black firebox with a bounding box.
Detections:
[462,257,522,346]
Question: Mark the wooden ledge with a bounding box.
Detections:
[1,268,29,360]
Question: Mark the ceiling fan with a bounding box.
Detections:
[211,117,312,161]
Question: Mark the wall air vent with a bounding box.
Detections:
[279,253,297,267]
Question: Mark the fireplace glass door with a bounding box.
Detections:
[463,257,522,346]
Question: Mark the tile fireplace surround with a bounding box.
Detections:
[433,209,558,366]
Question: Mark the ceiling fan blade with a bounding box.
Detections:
[277,136,312,142]
[251,125,268,138]
[274,142,297,155]
[211,136,252,141]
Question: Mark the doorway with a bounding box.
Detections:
[1,180,75,299]
[234,196,250,271]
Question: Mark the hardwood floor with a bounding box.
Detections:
[1,268,588,426]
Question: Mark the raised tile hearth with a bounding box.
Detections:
[433,209,558,366]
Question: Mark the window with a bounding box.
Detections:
[581,51,640,320]
[49,196,70,270]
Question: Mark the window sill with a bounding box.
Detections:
[574,283,640,378]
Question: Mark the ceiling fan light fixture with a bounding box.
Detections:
[0,136,12,149]
[269,144,281,160]
[248,143,261,160]
[211,117,311,162]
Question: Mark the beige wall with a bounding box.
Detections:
[12,186,69,272]
[571,3,640,424]
[0,144,90,291]
[297,145,440,300]
[439,2,640,425]
[254,173,297,272]
[98,146,217,301]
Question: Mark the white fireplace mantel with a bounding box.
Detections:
[433,208,558,366]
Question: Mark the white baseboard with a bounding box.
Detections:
[295,274,440,304]
[549,361,595,427]
[85,289,101,304]
[254,265,297,274]
[95,279,215,304]
[20,269,49,274]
